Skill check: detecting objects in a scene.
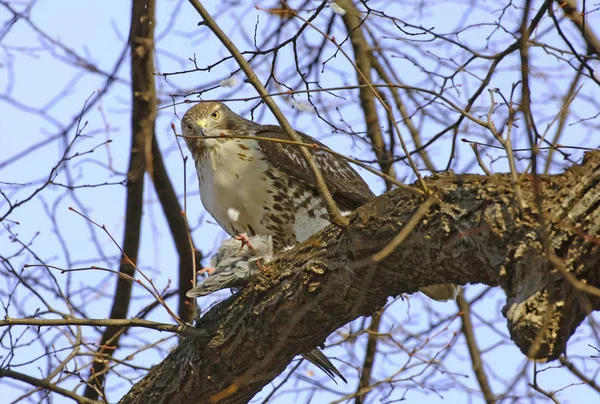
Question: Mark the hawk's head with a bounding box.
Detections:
[181,102,253,154]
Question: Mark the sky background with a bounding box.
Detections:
[1,0,600,402]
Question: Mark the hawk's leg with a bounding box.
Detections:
[255,259,268,273]
[198,266,215,276]
[234,233,255,252]
[234,234,268,273]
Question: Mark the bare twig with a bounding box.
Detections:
[149,134,198,324]
[1,317,185,333]
[559,356,600,394]
[470,144,492,176]
[457,292,496,403]
[177,133,424,196]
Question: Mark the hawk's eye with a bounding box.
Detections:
[211,111,220,120]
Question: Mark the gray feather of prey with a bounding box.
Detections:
[186,235,273,298]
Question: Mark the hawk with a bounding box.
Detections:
[181,101,373,251]
[181,101,457,302]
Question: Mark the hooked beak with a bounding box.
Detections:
[195,118,207,136]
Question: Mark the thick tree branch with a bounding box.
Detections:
[121,152,600,404]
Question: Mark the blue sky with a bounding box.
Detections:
[1,0,600,402]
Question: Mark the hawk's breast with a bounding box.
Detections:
[197,139,273,236]
[195,137,332,249]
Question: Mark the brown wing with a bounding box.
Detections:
[254,125,376,211]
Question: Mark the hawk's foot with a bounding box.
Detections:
[234,233,257,255]
[199,266,215,276]
[255,259,269,274]
[233,234,269,273]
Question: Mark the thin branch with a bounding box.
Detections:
[1,317,186,333]
[368,47,437,173]
[528,382,561,404]
[470,144,492,176]
[0,368,100,404]
[177,133,424,196]
[456,292,496,403]
[337,1,395,186]
[555,0,600,55]
[559,356,600,394]
[354,310,382,404]
[149,134,198,324]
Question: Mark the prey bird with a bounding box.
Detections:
[186,234,274,298]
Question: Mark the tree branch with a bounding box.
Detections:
[121,152,600,403]
[338,0,395,186]
[0,368,100,404]
[1,317,185,333]
[354,311,381,404]
[555,0,600,56]
[457,292,496,403]
[149,134,198,324]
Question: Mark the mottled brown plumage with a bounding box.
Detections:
[254,126,374,210]
[181,101,375,250]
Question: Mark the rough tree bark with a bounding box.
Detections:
[120,151,600,404]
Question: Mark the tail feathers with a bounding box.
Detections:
[420,284,459,302]
[301,349,347,383]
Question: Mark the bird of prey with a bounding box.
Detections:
[181,101,457,302]
[186,234,347,383]
[181,101,374,250]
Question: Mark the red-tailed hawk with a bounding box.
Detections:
[181,101,457,302]
[182,102,373,250]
